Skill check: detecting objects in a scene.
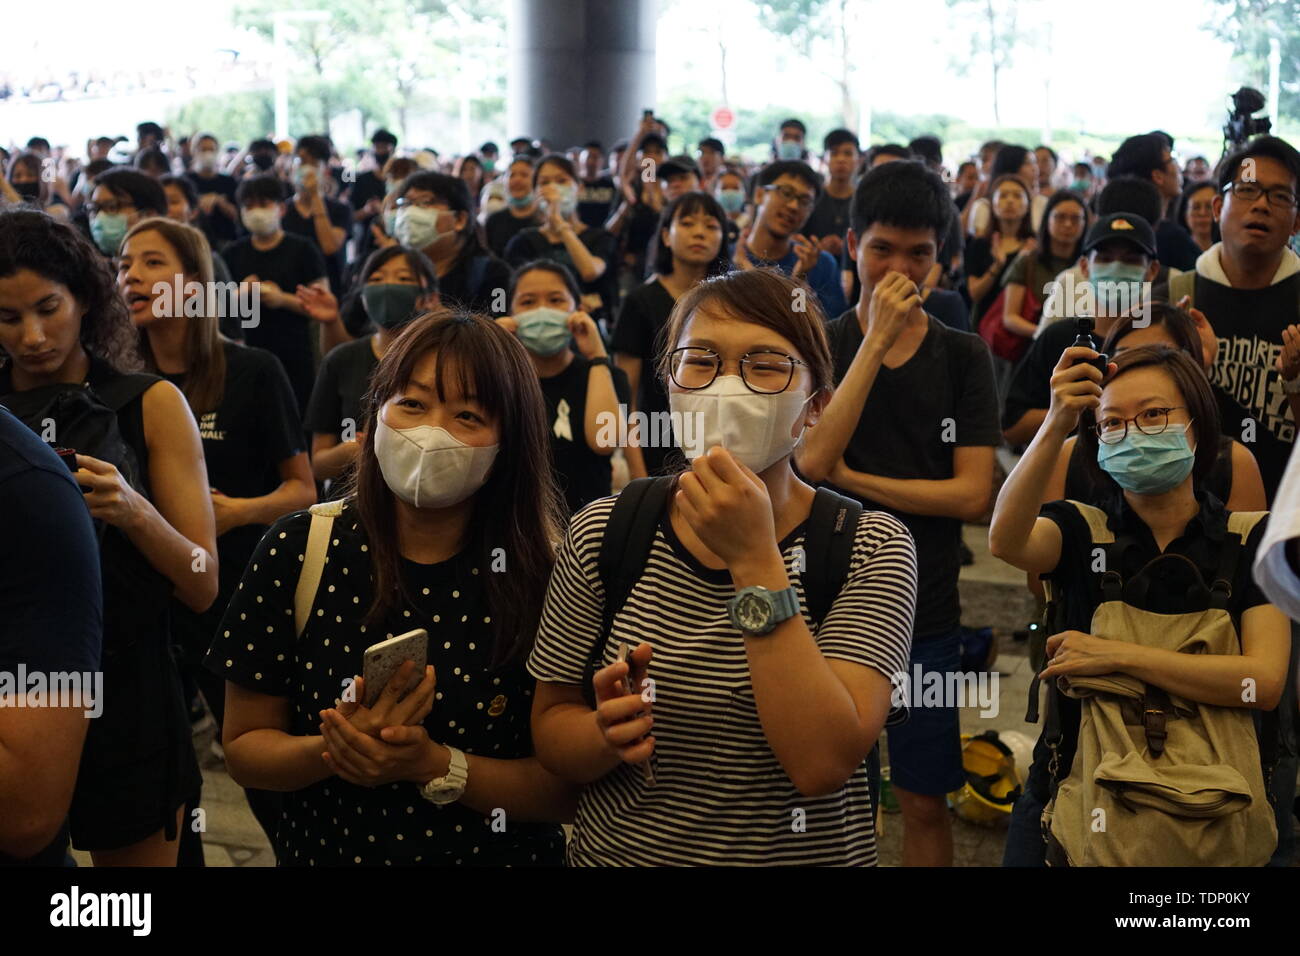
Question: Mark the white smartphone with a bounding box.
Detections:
[361,629,428,708]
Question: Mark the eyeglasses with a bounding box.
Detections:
[1222,181,1299,210]
[86,200,135,216]
[668,346,805,394]
[394,196,448,210]
[761,183,815,211]
[1094,406,1190,444]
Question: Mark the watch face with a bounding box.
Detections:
[735,592,771,632]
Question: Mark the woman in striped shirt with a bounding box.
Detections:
[529,268,918,865]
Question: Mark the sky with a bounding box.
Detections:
[1,0,1282,151]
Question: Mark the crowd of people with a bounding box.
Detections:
[2,109,1299,868]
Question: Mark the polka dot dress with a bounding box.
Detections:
[207,505,565,867]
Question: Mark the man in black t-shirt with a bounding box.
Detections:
[224,174,330,414]
[804,128,859,259]
[282,135,353,294]
[1003,213,1162,446]
[577,141,616,230]
[0,408,102,865]
[797,160,1000,867]
[345,129,397,238]
[184,132,240,246]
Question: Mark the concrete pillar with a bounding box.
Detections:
[507,0,656,151]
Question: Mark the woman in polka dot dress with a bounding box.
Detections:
[208,312,576,865]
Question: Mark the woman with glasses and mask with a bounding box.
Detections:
[210,312,578,866]
[498,260,629,515]
[304,245,441,483]
[86,168,168,257]
[391,172,511,318]
[990,343,1290,866]
[530,267,918,866]
[504,155,619,325]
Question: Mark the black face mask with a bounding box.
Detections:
[251,154,275,171]
[13,181,41,200]
[374,149,392,166]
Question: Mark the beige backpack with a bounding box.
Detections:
[1041,501,1277,866]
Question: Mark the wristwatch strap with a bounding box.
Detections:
[421,746,468,805]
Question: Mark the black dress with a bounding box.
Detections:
[206,502,565,866]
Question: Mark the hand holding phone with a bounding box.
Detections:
[616,642,657,786]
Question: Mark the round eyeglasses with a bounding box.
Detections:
[668,346,805,394]
[1094,406,1190,444]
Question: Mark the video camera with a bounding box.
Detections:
[1224,86,1271,147]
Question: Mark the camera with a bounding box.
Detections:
[1224,86,1271,147]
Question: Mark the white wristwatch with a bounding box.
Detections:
[419,746,468,805]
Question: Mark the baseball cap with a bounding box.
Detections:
[1083,212,1157,257]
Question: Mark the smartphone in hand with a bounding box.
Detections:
[361,628,428,708]
[616,642,656,787]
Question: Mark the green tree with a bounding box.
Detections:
[1208,0,1300,129]
[753,0,860,127]
[944,0,1039,127]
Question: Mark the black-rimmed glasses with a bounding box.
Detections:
[668,346,805,394]
[1094,406,1190,444]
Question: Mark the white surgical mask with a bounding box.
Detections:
[373,418,497,509]
[241,207,280,237]
[395,205,443,249]
[668,374,809,474]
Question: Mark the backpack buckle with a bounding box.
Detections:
[1143,707,1168,757]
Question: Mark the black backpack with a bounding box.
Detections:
[579,476,883,800]
[0,371,158,499]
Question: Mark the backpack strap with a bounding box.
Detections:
[1168,269,1196,309]
[802,487,863,627]
[580,477,675,707]
[294,499,347,638]
[1210,510,1268,609]
[87,371,160,412]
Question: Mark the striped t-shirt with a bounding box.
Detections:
[527,494,918,866]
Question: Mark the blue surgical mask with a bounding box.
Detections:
[514,306,571,356]
[90,211,129,255]
[1097,423,1196,495]
[717,188,745,213]
[1087,259,1148,312]
[777,141,802,160]
[508,191,534,209]
[362,283,422,330]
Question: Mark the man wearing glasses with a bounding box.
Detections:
[734,160,848,319]
[1168,135,1300,869]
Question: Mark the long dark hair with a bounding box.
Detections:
[1036,189,1087,267]
[345,311,565,665]
[0,208,142,373]
[652,191,733,277]
[1101,301,1205,368]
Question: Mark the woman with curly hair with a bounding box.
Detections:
[0,208,217,865]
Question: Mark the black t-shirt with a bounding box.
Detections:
[823,312,1002,637]
[1002,318,1079,432]
[222,233,328,414]
[504,227,621,322]
[804,192,851,243]
[484,208,538,258]
[539,356,630,515]
[439,249,513,318]
[578,175,617,230]
[1156,218,1202,272]
[282,196,354,294]
[0,408,103,866]
[184,171,240,245]
[1195,271,1300,502]
[206,504,566,866]
[163,341,304,594]
[611,278,676,475]
[1032,491,1270,800]
[964,234,1015,323]
[346,171,386,213]
[305,336,379,443]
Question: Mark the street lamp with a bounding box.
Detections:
[273,9,329,141]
